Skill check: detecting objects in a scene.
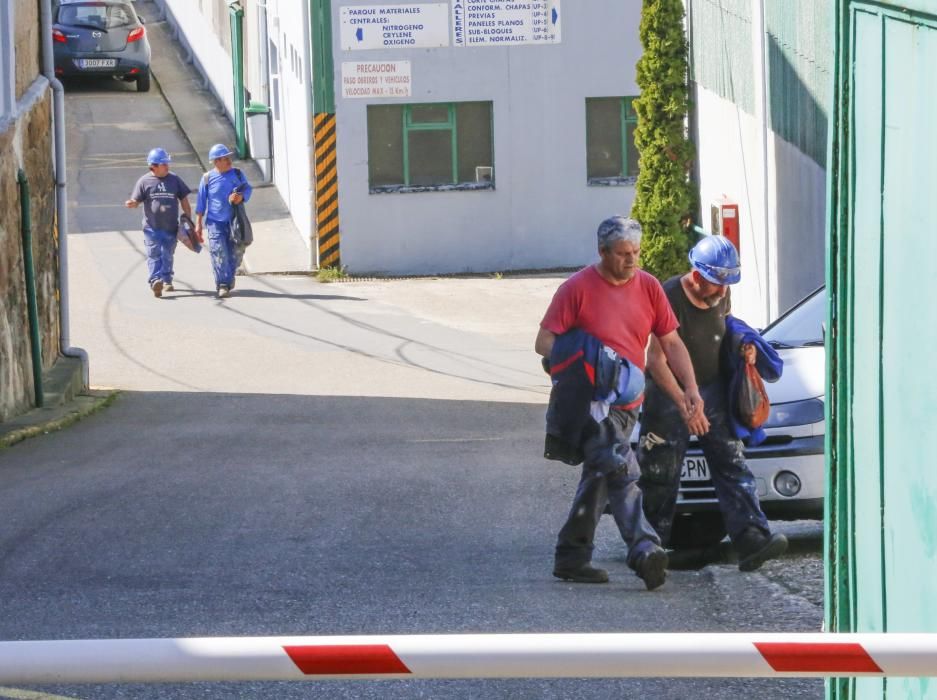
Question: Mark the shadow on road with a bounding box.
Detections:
[667,522,822,571]
[220,288,365,302]
[0,390,824,698]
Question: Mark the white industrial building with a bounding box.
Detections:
[154,0,645,274]
[155,0,829,327]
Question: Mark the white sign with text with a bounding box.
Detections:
[452,0,561,47]
[341,61,412,98]
[340,4,450,50]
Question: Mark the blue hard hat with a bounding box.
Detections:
[615,358,645,406]
[208,143,234,161]
[146,147,171,165]
[689,235,741,285]
[593,344,645,406]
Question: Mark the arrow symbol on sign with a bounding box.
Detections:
[356,27,364,41]
[551,8,558,25]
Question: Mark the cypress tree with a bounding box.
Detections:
[631,0,697,281]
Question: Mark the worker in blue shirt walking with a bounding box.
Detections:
[195,144,252,298]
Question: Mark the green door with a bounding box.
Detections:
[828,2,937,699]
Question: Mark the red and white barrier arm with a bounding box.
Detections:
[0,633,935,684]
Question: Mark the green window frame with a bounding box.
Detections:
[585,96,639,184]
[367,101,494,192]
[403,103,457,186]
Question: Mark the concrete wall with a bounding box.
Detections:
[0,0,59,422]
[159,0,313,243]
[160,0,236,139]
[692,85,826,329]
[335,1,643,275]
[265,0,314,243]
[687,0,828,328]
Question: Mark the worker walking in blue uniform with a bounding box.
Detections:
[195,144,252,298]
[125,147,193,298]
[637,236,788,572]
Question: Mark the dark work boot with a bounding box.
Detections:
[553,563,609,583]
[736,527,789,572]
[634,547,669,591]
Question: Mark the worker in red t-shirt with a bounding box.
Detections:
[536,216,702,591]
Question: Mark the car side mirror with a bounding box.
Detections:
[139,16,146,24]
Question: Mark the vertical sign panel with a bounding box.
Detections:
[453,0,561,47]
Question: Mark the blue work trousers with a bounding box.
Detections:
[637,382,770,547]
[205,219,244,289]
[143,226,177,286]
[555,408,662,571]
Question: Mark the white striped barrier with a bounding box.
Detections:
[0,633,935,684]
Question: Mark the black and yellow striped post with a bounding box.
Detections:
[310,0,339,270]
[314,112,340,269]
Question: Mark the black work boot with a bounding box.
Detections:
[735,527,789,572]
[634,547,669,591]
[553,563,609,583]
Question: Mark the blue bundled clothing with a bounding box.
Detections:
[544,328,644,465]
[722,315,783,446]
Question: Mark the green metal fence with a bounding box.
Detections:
[765,1,831,166]
[827,1,937,698]
[689,0,755,114]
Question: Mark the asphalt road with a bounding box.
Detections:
[0,70,824,698]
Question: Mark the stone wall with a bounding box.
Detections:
[14,0,40,98]
[0,1,58,422]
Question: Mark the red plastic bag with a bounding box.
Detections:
[738,362,770,429]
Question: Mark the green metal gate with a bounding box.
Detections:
[827,1,937,698]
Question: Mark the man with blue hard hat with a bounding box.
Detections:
[125,147,193,297]
[536,215,703,591]
[195,144,252,298]
[637,234,788,572]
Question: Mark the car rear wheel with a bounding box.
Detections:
[668,512,727,549]
[136,70,150,92]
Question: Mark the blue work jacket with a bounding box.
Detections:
[196,168,253,223]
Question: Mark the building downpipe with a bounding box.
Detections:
[39,0,90,388]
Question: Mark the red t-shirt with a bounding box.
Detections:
[540,265,679,370]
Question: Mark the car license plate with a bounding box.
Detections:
[682,456,710,481]
[79,59,117,69]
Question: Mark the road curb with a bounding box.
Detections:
[0,391,120,449]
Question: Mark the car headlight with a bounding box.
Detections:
[763,398,824,428]
[774,471,803,497]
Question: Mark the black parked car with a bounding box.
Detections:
[52,0,152,92]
